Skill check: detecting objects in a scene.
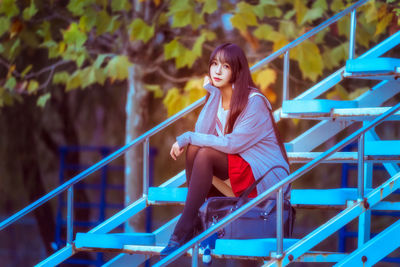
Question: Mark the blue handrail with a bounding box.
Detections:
[1,0,388,265]
[0,0,371,233]
[156,100,400,267]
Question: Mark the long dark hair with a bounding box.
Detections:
[207,43,290,165]
[208,43,256,134]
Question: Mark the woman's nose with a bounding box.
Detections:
[216,64,222,74]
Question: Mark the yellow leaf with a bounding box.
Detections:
[7,64,16,79]
[183,77,204,92]
[59,42,66,53]
[294,0,307,25]
[27,80,39,94]
[273,37,288,52]
[153,0,161,7]
[326,84,349,100]
[254,68,276,91]
[375,13,393,36]
[261,87,277,104]
[145,84,163,98]
[291,40,323,82]
[348,87,369,100]
[184,78,206,103]
[163,87,185,116]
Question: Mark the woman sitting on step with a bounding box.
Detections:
[161,43,290,256]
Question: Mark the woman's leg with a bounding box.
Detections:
[185,144,201,187]
[172,147,229,241]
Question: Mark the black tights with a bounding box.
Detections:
[172,145,229,241]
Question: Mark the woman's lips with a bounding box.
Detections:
[213,77,222,82]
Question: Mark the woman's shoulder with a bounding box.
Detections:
[247,87,272,110]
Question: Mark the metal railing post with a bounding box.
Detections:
[276,187,284,258]
[357,134,365,201]
[192,243,199,267]
[349,9,357,59]
[143,138,150,198]
[67,186,74,244]
[283,51,290,102]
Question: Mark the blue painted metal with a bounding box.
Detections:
[287,80,400,152]
[35,245,74,267]
[155,102,400,266]
[148,187,188,203]
[263,170,400,266]
[294,252,347,263]
[294,31,400,101]
[365,141,400,156]
[359,159,373,247]
[213,239,299,257]
[357,134,365,201]
[349,9,357,60]
[276,188,284,258]
[283,51,289,102]
[282,100,358,114]
[5,1,400,265]
[346,57,400,73]
[143,138,150,198]
[75,233,155,249]
[335,219,400,266]
[251,0,368,73]
[67,186,74,244]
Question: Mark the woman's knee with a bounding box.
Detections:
[195,147,216,164]
[186,144,200,156]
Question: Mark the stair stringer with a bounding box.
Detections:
[99,216,180,267]
[36,172,186,267]
[334,218,400,266]
[262,170,400,267]
[286,80,400,153]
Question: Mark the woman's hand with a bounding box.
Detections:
[203,75,212,87]
[170,141,184,160]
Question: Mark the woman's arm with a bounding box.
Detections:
[194,78,220,134]
[177,96,273,154]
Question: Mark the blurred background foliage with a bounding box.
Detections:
[0,0,400,265]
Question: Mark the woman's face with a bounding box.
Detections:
[210,53,232,89]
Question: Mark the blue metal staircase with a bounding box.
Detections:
[1,0,400,266]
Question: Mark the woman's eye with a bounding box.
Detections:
[223,64,230,69]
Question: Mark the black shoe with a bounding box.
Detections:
[160,239,181,257]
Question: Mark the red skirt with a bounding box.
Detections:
[228,154,257,198]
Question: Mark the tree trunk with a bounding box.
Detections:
[124,65,148,232]
[3,97,56,255]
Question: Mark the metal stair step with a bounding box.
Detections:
[282,100,358,114]
[344,57,400,80]
[80,239,347,263]
[282,107,400,120]
[288,151,400,163]
[213,238,298,257]
[75,233,155,250]
[148,187,400,209]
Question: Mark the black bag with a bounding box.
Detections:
[198,165,295,240]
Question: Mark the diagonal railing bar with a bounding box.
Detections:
[264,170,400,267]
[0,0,372,233]
[250,0,368,72]
[2,1,386,266]
[0,97,204,231]
[155,101,400,266]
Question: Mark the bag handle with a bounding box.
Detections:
[236,165,289,208]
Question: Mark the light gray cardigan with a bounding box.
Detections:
[177,83,290,196]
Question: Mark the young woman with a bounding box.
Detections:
[161,43,290,256]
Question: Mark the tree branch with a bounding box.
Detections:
[25,60,71,80]
[155,66,193,83]
[0,56,10,70]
